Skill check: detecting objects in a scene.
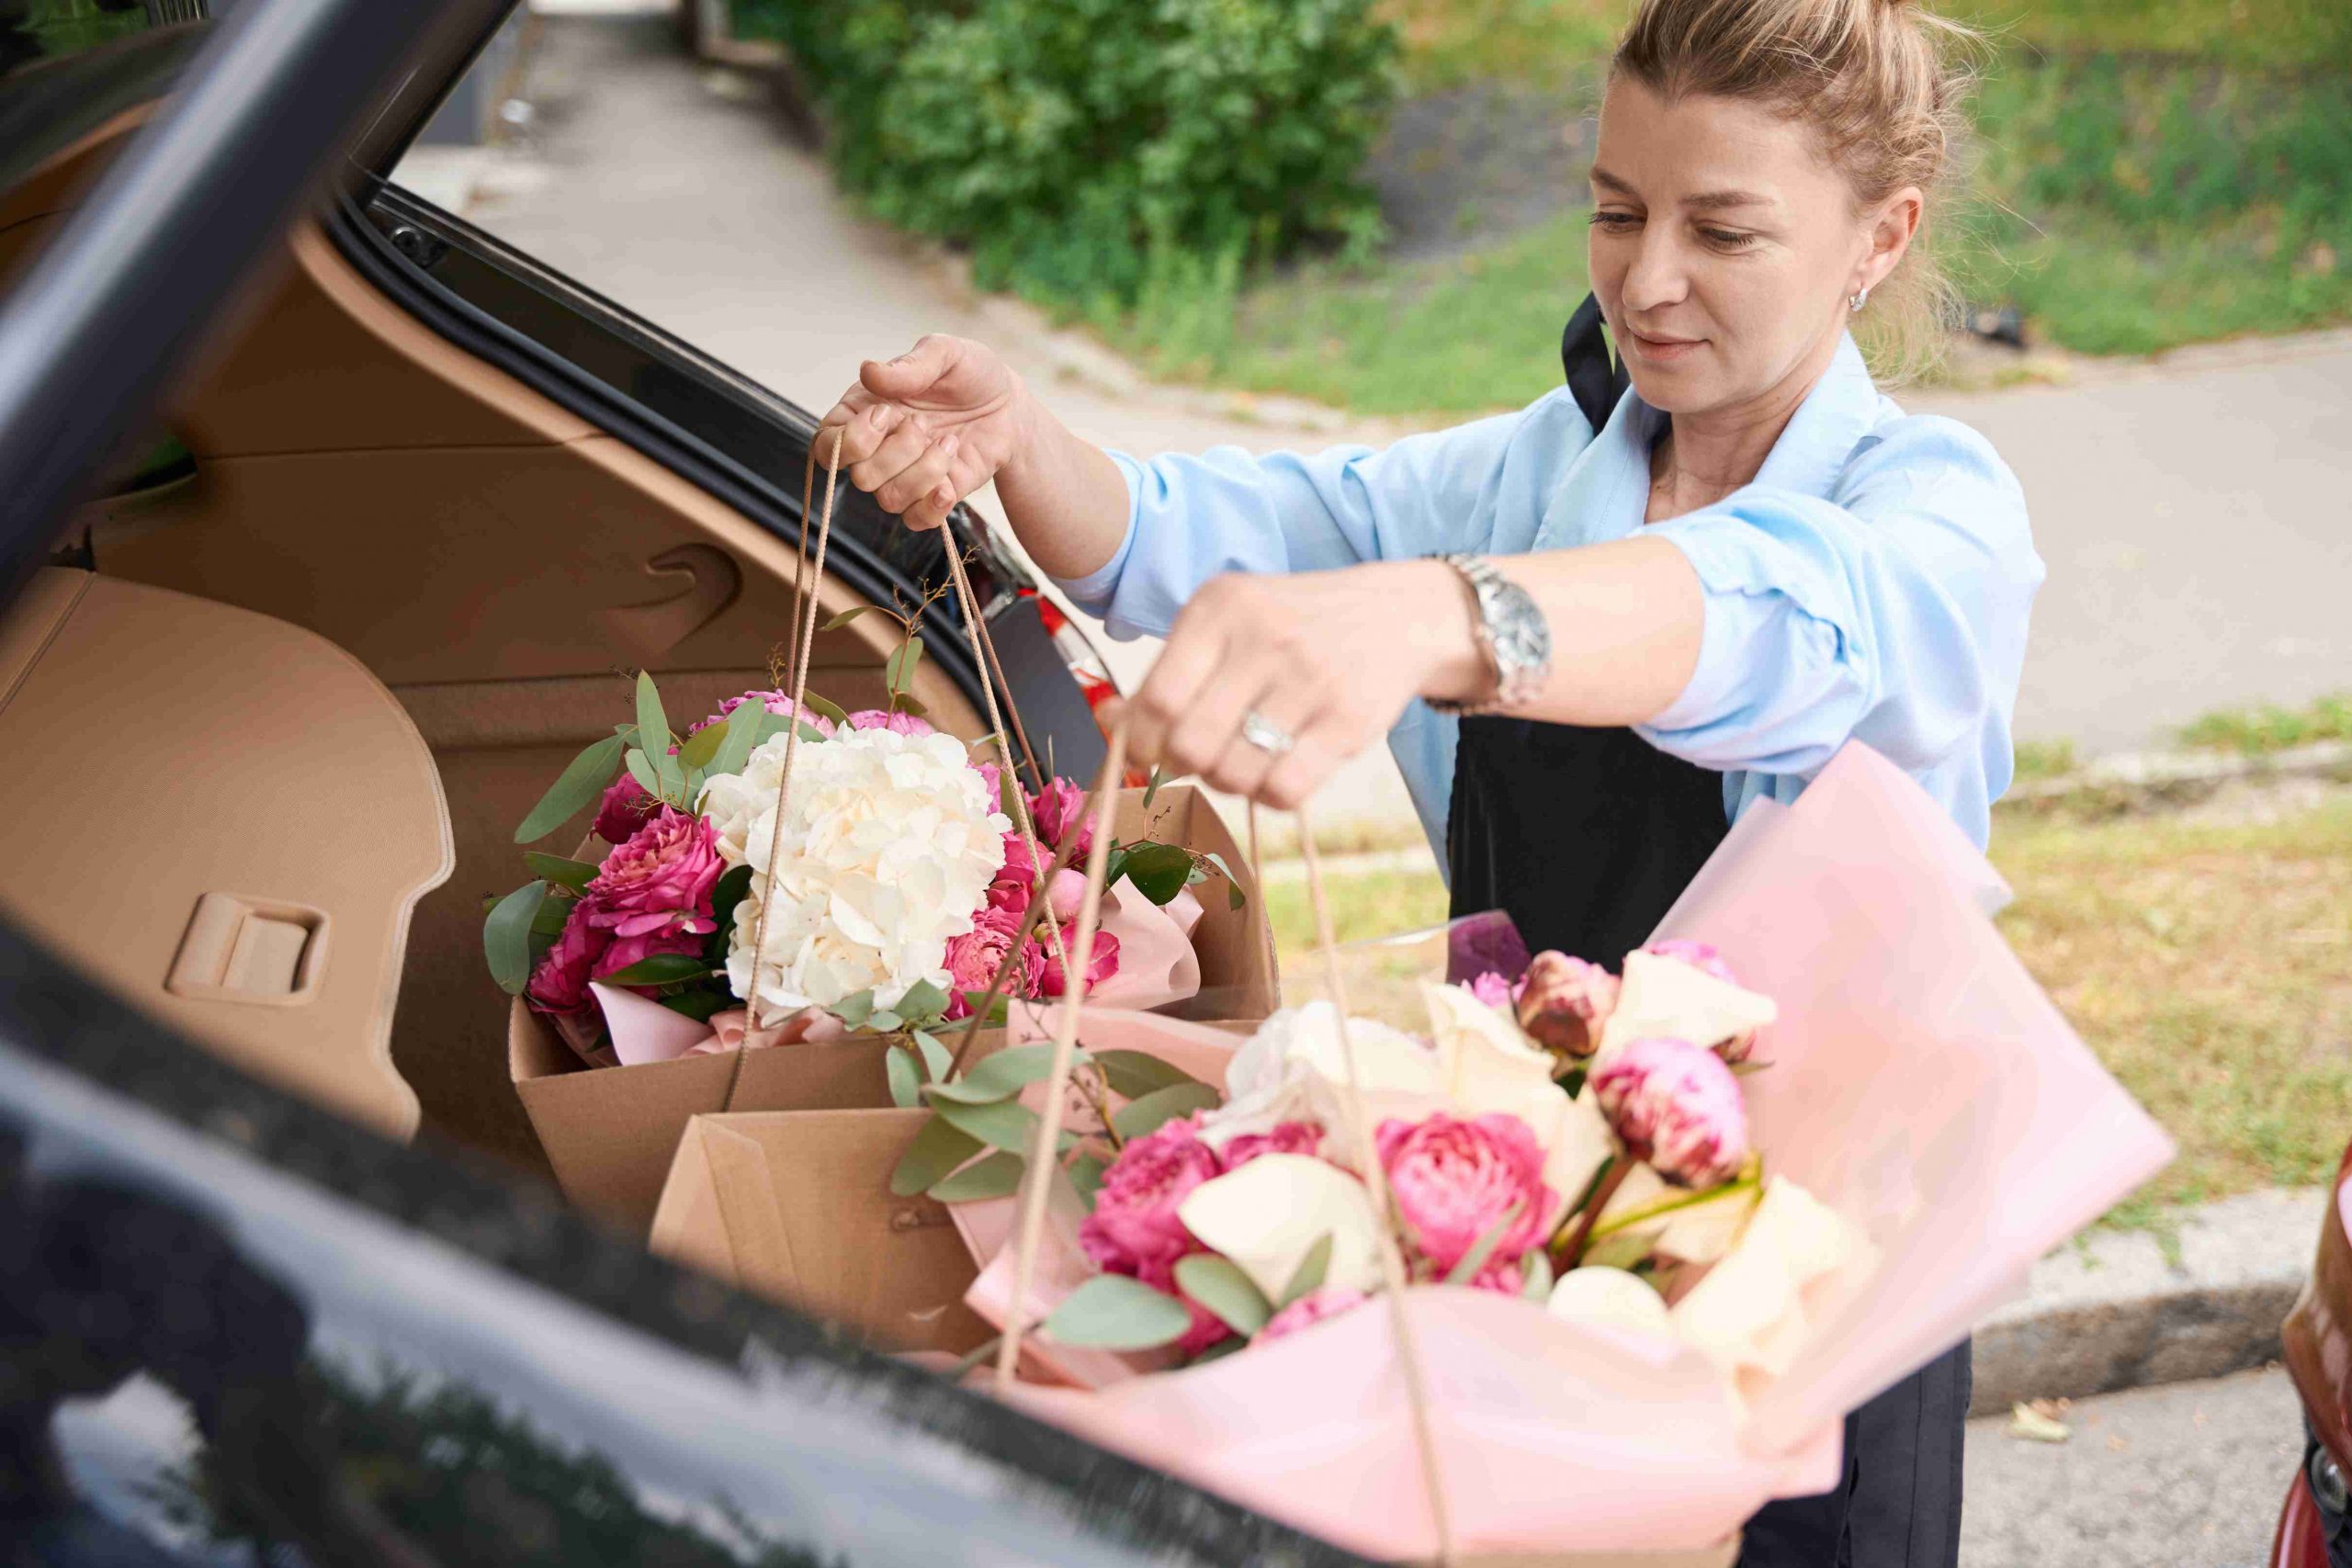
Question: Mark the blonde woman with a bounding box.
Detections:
[827,0,2031,1556]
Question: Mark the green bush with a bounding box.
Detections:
[739,0,1398,308]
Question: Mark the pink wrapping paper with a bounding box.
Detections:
[948,743,2175,1559]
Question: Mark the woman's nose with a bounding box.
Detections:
[1620,233,1689,314]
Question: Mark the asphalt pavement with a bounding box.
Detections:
[1962,1364,2303,1567]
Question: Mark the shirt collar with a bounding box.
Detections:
[1748,332,1882,501]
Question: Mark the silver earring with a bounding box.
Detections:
[1849,285,1871,312]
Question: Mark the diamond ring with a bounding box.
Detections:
[1239,709,1296,756]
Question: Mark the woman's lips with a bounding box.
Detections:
[1625,328,1704,363]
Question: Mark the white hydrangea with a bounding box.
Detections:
[701,727,1010,1021]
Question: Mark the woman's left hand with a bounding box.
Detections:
[1102,561,1486,810]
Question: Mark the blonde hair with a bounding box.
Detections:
[1612,0,1984,383]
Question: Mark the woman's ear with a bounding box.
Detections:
[1857,186,1926,298]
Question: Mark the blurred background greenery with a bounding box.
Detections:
[729,0,2352,414]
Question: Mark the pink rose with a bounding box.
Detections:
[593,773,660,845]
[1036,923,1119,998]
[1642,939,1760,1063]
[1029,776,1096,861]
[1375,1112,1555,1277]
[1589,1036,1749,1189]
[986,829,1046,911]
[525,900,611,1015]
[585,808,724,939]
[1079,1113,1223,1276]
[1259,1285,1369,1344]
[1516,951,1620,1061]
[1223,1121,1322,1167]
[942,905,1044,1018]
[689,690,836,739]
[590,924,703,989]
[843,708,935,737]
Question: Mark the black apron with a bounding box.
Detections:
[1442,295,1971,1568]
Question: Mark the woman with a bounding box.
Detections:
[820,0,2036,1558]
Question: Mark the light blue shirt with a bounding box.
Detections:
[1057,333,2043,859]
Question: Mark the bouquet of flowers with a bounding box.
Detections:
[483,667,1244,1075]
[924,744,2172,1561]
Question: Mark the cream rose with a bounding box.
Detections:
[705,727,1011,1021]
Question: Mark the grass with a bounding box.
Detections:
[1265,793,2352,1226]
[2178,693,2352,756]
[1099,0,2352,414]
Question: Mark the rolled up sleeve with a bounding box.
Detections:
[1638,416,2043,786]
[1057,389,1589,642]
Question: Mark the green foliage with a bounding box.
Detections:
[2177,692,2352,755]
[745,0,1400,309]
[1172,1253,1274,1336]
[1042,1271,1193,1348]
[17,0,149,57]
[483,882,550,996]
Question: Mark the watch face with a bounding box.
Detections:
[1488,583,1550,673]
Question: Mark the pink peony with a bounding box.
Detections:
[941,904,1044,1018]
[689,690,836,739]
[1223,1121,1322,1167]
[1029,775,1096,861]
[1079,1113,1223,1276]
[584,808,724,939]
[1376,1112,1555,1277]
[1516,951,1621,1061]
[1589,1036,1749,1188]
[1036,923,1119,998]
[843,708,935,737]
[1468,1258,1525,1295]
[1465,970,1518,1009]
[1642,939,1760,1063]
[526,900,611,1015]
[1259,1285,1369,1344]
[594,773,660,845]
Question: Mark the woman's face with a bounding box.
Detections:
[1586,76,1905,418]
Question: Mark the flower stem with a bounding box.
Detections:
[1551,1156,1634,1269]
[1586,1175,1759,1244]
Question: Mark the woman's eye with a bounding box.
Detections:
[1702,227,1758,251]
[1589,211,1641,231]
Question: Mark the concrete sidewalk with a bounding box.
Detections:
[399,8,2352,835]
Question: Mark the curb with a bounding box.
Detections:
[2006,739,2351,806]
[1968,1187,2325,1416]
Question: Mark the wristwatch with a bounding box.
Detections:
[1426,553,1552,716]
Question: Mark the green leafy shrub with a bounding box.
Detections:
[739,0,1398,308]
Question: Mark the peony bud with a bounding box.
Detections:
[1589,1035,1748,1189]
[1514,951,1620,1061]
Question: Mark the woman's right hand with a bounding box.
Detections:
[815,334,1031,534]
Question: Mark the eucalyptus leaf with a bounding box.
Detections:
[1067,1154,1106,1207]
[483,882,549,995]
[1041,1275,1191,1350]
[800,691,851,728]
[1443,1198,1526,1287]
[1110,1080,1222,1141]
[1277,1234,1335,1307]
[634,671,671,759]
[1141,764,1166,811]
[1121,841,1194,906]
[705,695,769,783]
[1099,846,1130,892]
[924,1043,1091,1105]
[1172,1254,1272,1337]
[932,1096,1040,1154]
[894,696,927,719]
[911,1030,953,1084]
[926,1150,1025,1202]
[830,989,877,1029]
[886,1046,921,1109]
[513,734,625,844]
[675,717,729,771]
[1093,1049,1207,1101]
[1201,852,1249,910]
[530,901,572,938]
[521,852,599,894]
[884,636,925,695]
[655,748,686,800]
[596,953,710,987]
[896,977,951,1024]
[624,748,662,798]
[820,605,878,632]
[889,1117,985,1197]
[867,1010,903,1034]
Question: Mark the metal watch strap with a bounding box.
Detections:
[1425,552,1551,716]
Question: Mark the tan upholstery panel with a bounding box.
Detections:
[0,570,452,1137]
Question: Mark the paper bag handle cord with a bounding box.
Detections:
[994,718,1129,1387]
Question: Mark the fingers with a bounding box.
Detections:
[875,433,960,518]
[1121,583,1240,774]
[818,395,901,470]
[859,333,963,401]
[900,468,963,534]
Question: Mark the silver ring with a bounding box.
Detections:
[1239,709,1296,756]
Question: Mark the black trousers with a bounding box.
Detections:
[1736,1342,1973,1568]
